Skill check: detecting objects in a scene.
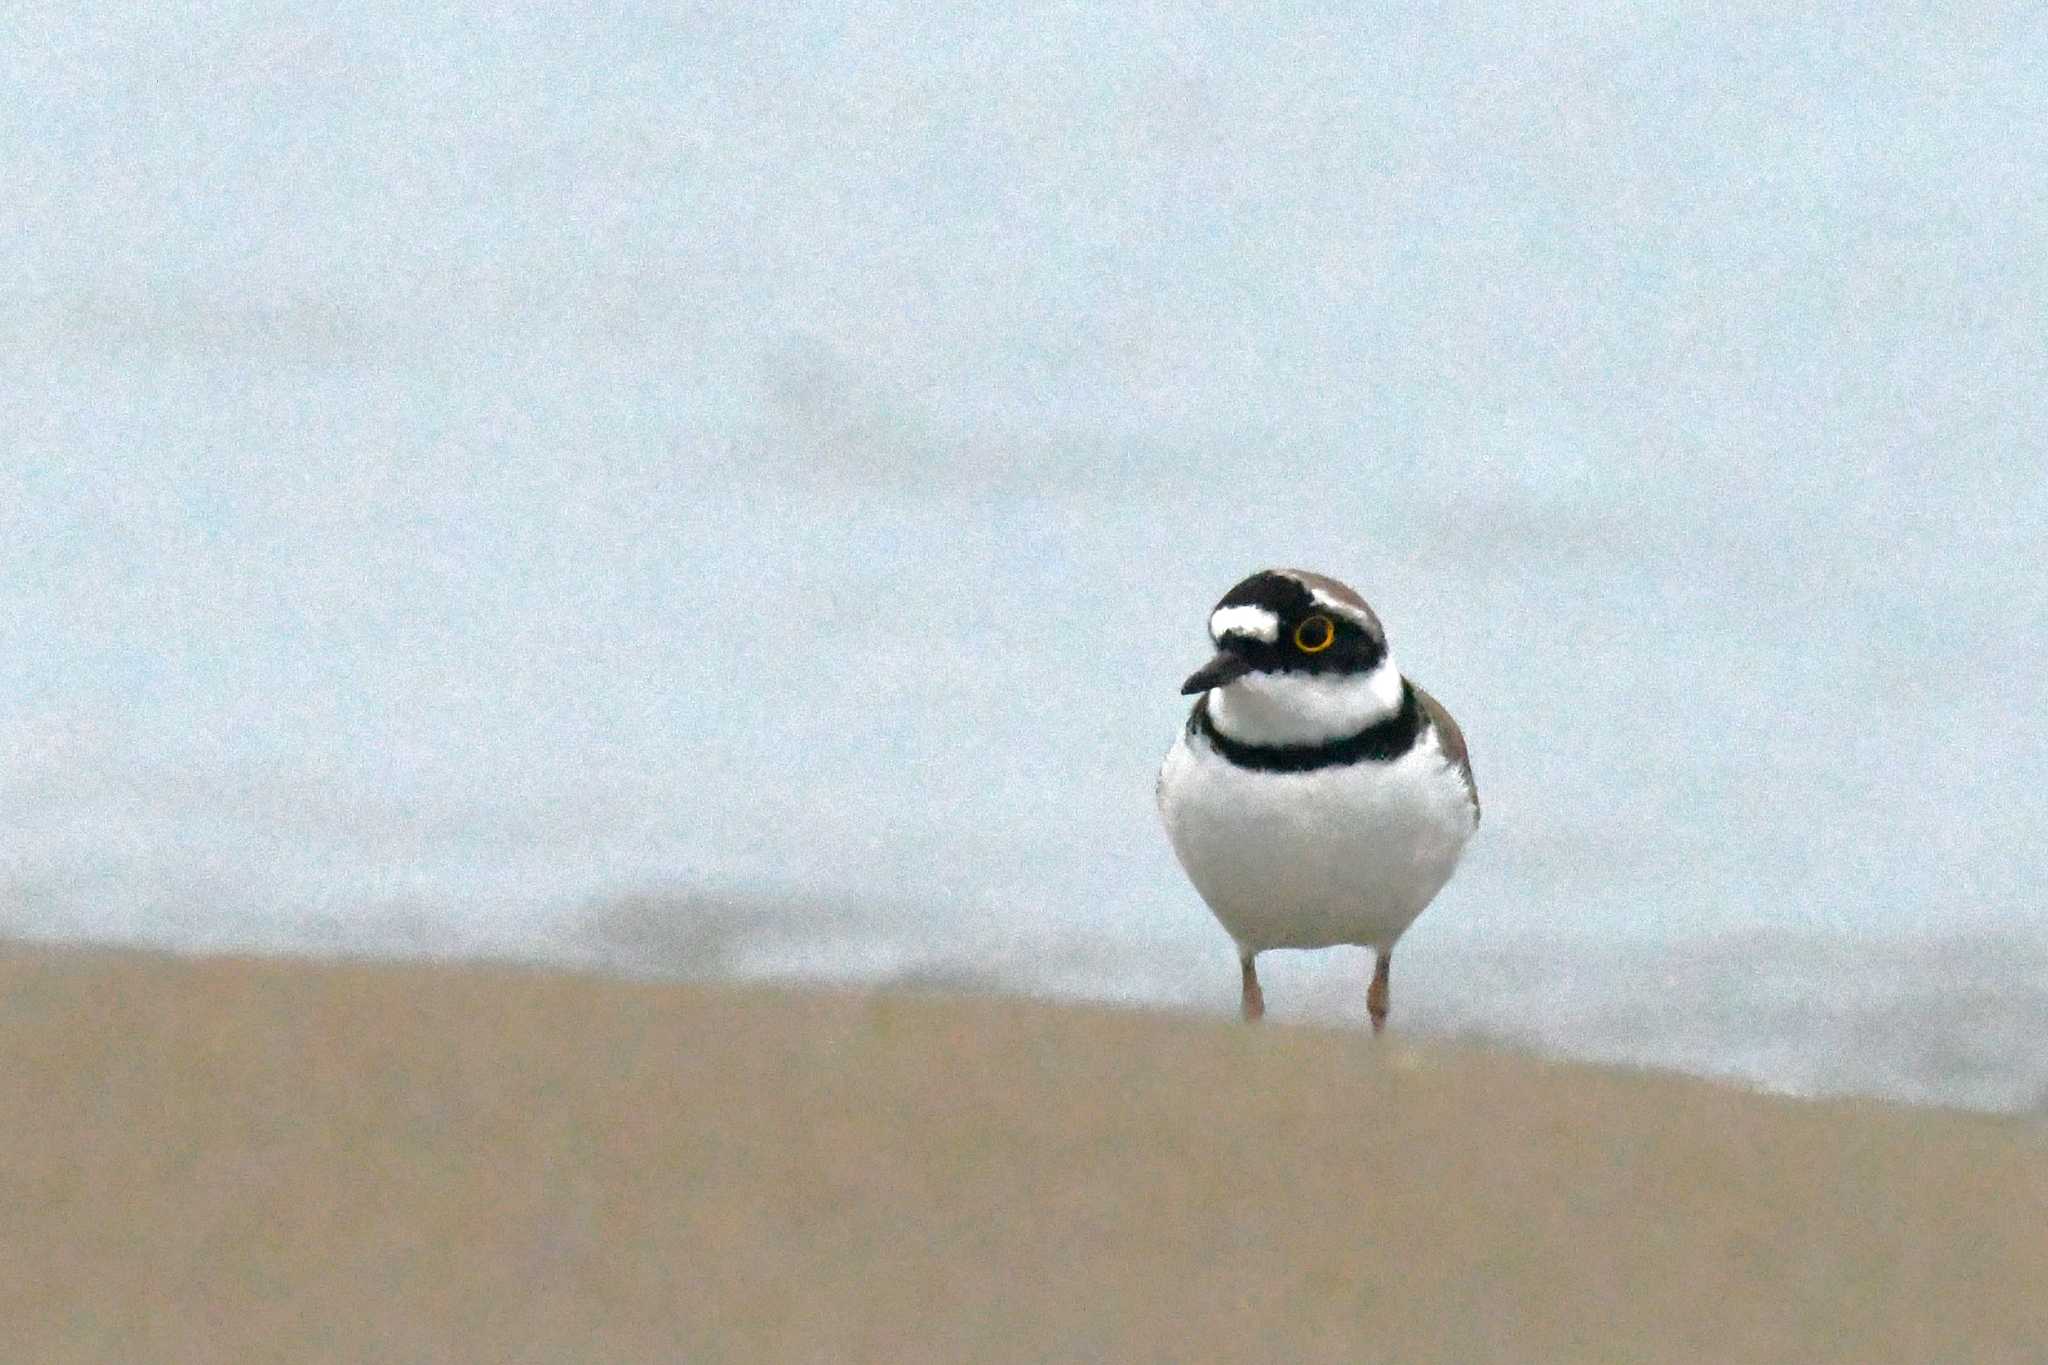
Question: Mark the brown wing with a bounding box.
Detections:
[1412,683,1479,824]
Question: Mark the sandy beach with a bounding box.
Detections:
[3,942,2043,1362]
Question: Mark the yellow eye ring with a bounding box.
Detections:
[1293,614,1336,653]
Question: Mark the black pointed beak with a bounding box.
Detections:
[1180,650,1252,695]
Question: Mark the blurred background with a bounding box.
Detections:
[3,4,2044,1109]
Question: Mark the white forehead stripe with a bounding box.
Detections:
[1209,605,1280,643]
[1305,587,1378,631]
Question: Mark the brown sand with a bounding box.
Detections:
[3,944,2043,1363]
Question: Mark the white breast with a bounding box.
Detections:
[1156,719,1477,954]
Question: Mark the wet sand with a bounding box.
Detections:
[3,943,2042,1362]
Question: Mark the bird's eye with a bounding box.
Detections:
[1293,615,1336,653]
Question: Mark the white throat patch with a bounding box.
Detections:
[1208,604,1280,644]
[1206,658,1405,746]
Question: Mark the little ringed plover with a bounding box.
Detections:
[1156,568,1479,1031]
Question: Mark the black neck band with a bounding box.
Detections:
[1190,680,1424,772]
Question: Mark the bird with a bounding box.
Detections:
[1156,568,1479,1032]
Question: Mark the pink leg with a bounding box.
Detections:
[1240,954,1265,1023]
[1368,951,1391,1034]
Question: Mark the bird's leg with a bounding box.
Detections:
[1239,953,1265,1023]
[1367,951,1391,1034]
